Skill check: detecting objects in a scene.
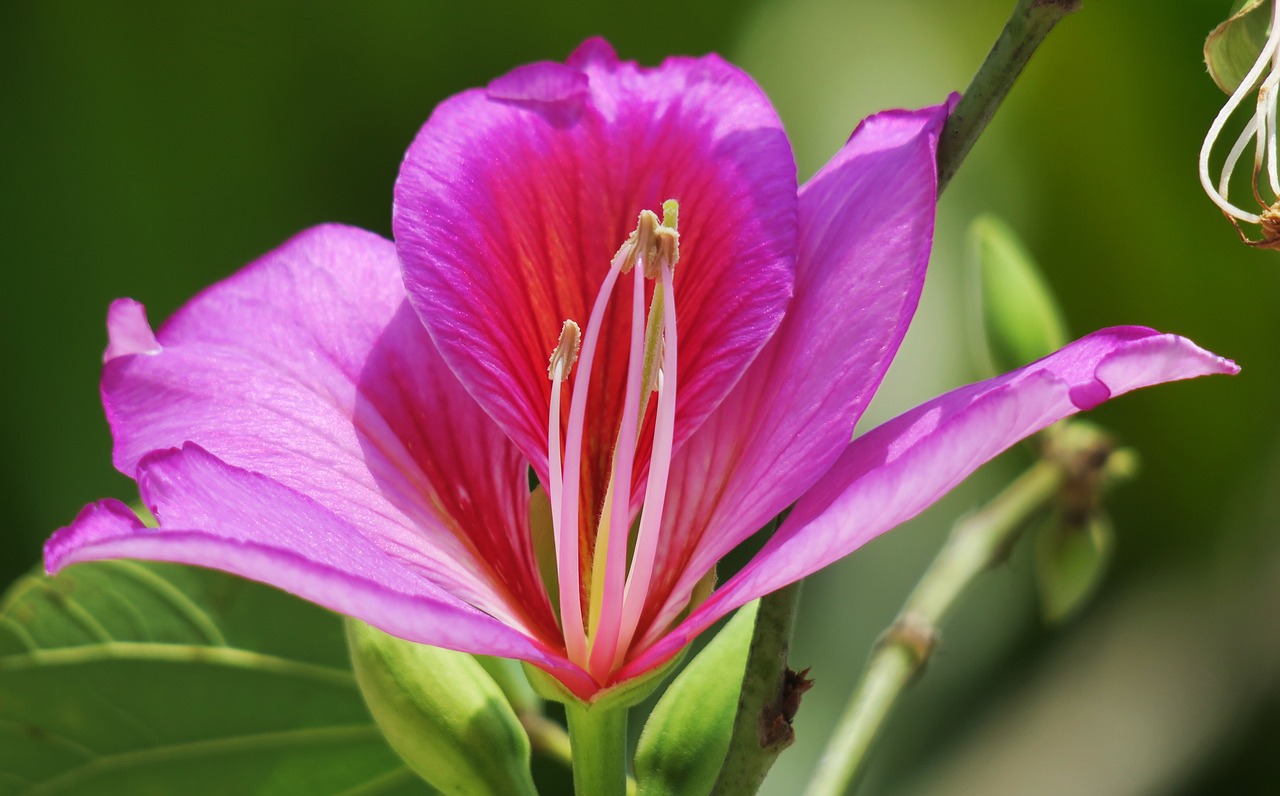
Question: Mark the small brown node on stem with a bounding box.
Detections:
[878,612,938,676]
[758,666,814,750]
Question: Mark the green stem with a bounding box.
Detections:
[565,700,628,796]
[709,581,804,796]
[937,0,1083,194]
[804,425,1130,796]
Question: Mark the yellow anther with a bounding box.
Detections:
[548,320,582,382]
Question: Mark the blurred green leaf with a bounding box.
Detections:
[968,214,1069,375]
[346,620,536,796]
[1205,0,1272,94]
[1035,511,1115,624]
[634,601,759,796]
[0,560,432,796]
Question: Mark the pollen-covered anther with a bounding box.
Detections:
[547,319,582,381]
[646,225,679,280]
[616,210,661,274]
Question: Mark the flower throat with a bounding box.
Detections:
[546,200,680,683]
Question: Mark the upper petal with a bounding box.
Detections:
[393,38,798,516]
[101,225,554,638]
[620,327,1238,678]
[636,99,954,643]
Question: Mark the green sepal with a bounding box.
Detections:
[345,620,536,796]
[967,215,1068,376]
[520,644,685,710]
[1205,0,1272,95]
[476,654,542,716]
[1034,510,1115,624]
[633,601,759,796]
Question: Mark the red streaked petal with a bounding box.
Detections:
[637,100,953,641]
[393,39,798,527]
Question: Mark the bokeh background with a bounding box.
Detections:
[2,1,1276,793]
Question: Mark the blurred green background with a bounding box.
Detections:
[2,1,1276,793]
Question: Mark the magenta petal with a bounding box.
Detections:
[393,40,798,505]
[620,327,1237,677]
[101,225,554,637]
[104,299,161,362]
[44,451,589,692]
[639,100,954,638]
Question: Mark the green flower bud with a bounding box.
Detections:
[345,620,537,796]
[1034,509,1115,624]
[634,601,759,796]
[967,215,1069,376]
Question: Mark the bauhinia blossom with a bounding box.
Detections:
[46,39,1237,700]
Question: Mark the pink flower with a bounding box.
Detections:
[46,39,1237,700]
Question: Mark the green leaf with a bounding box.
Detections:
[634,601,758,796]
[1205,0,1273,95]
[967,214,1069,376]
[0,560,434,795]
[1034,511,1115,624]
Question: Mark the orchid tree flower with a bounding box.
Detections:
[46,39,1236,704]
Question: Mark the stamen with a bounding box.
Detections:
[615,255,679,666]
[586,264,647,680]
[558,254,627,665]
[546,320,580,578]
[547,201,681,677]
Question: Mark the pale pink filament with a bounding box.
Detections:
[554,249,626,665]
[548,217,679,681]
[586,263,648,680]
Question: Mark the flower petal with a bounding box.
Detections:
[44,447,592,695]
[393,38,798,518]
[101,225,555,638]
[621,327,1238,677]
[637,100,954,641]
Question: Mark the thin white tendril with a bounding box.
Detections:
[1199,1,1280,224]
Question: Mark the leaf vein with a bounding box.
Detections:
[23,723,383,796]
[0,642,355,687]
[93,561,228,646]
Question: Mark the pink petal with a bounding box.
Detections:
[637,99,955,641]
[620,328,1237,677]
[101,225,555,639]
[393,38,798,522]
[44,448,592,695]
[104,298,161,362]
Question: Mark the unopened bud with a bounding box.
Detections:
[345,620,537,796]
[967,215,1068,375]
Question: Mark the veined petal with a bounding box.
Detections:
[44,447,592,695]
[637,100,954,642]
[393,38,798,521]
[621,328,1238,678]
[101,225,555,639]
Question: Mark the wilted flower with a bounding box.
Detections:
[1200,0,1280,245]
[47,39,1236,699]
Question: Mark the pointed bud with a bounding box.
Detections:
[345,620,537,796]
[1034,509,1115,624]
[634,601,758,796]
[967,215,1068,376]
